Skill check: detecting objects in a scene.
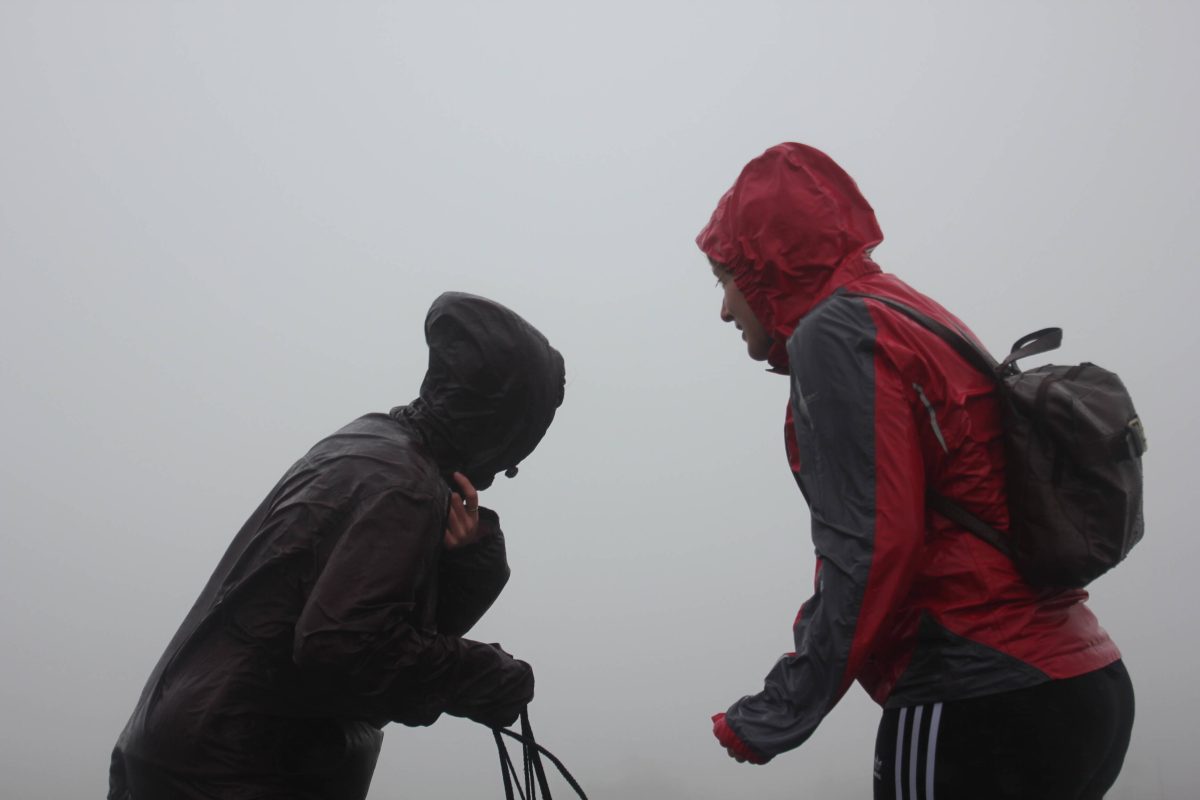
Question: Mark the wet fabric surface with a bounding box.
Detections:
[109,293,565,799]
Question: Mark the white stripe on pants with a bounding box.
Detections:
[892,702,943,800]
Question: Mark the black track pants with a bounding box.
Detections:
[873,660,1134,800]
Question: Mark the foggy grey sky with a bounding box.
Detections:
[1,2,1197,797]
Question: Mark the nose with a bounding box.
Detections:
[720,295,734,323]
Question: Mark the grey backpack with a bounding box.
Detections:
[852,293,1147,588]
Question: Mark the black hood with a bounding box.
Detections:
[392,292,565,490]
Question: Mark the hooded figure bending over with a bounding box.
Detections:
[109,292,566,800]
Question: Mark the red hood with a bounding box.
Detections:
[696,143,884,372]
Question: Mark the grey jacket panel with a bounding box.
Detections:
[725,295,884,758]
[886,615,1048,708]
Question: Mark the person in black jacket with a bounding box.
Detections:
[109,292,566,800]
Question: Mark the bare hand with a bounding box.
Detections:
[445,471,485,550]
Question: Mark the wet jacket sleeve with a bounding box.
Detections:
[723,298,927,761]
[437,507,511,637]
[292,489,532,727]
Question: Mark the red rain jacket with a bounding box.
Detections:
[698,143,1119,763]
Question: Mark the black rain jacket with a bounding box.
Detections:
[108,292,565,800]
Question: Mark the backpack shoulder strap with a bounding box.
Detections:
[840,291,1000,377]
[840,291,1018,556]
[927,492,1012,557]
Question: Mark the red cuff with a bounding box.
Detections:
[712,713,769,764]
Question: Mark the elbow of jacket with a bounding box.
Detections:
[291,631,322,671]
[292,619,427,682]
[291,627,346,673]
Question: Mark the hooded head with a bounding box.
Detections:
[392,292,565,490]
[696,142,884,372]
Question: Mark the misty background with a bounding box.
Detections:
[2,1,1196,797]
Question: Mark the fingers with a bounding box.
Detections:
[445,494,464,548]
[444,481,483,550]
[452,471,479,514]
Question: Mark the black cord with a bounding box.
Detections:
[492,712,588,800]
[522,711,553,800]
[493,727,526,800]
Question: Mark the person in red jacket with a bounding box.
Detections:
[109,292,565,800]
[698,143,1134,799]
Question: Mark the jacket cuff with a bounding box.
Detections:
[712,713,770,764]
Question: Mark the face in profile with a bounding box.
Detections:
[712,261,771,361]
